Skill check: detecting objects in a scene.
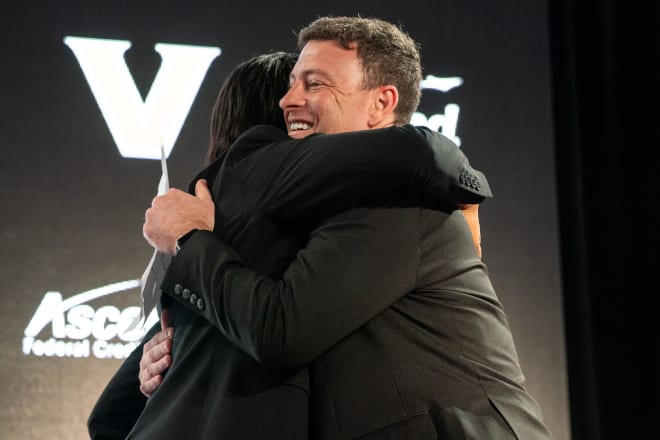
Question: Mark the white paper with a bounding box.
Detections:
[126,145,170,332]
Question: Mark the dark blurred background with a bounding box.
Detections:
[550,0,659,438]
[1,0,657,438]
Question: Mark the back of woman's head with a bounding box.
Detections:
[207,52,298,163]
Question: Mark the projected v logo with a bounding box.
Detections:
[65,36,221,159]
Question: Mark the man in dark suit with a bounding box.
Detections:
[97,50,488,440]
[142,17,551,439]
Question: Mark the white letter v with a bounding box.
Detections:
[64,36,221,159]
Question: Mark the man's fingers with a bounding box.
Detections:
[195,179,213,202]
[138,321,173,398]
[140,331,172,384]
[148,353,172,377]
[139,340,172,397]
[143,208,154,241]
[160,309,170,331]
[142,329,172,355]
[458,204,482,258]
[139,353,171,386]
[140,374,163,397]
[193,179,215,231]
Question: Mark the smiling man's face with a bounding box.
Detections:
[279,40,381,138]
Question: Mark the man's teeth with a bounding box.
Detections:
[290,122,311,131]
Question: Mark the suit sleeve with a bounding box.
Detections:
[233,125,491,224]
[161,208,419,371]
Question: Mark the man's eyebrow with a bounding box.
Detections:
[291,69,333,81]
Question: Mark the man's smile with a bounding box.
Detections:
[288,121,312,131]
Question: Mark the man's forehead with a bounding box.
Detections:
[290,40,361,78]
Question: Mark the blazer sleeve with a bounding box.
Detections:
[161,208,420,371]
[229,124,491,224]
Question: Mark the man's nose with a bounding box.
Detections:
[279,83,304,110]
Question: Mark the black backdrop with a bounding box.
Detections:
[550,0,659,438]
[1,1,570,438]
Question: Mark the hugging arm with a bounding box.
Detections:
[227,124,490,224]
[162,208,420,371]
[143,124,489,384]
[147,124,488,256]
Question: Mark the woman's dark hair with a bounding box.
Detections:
[206,52,298,163]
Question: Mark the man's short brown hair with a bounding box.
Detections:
[298,16,422,126]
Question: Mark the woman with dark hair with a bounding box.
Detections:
[206,52,297,164]
[87,51,301,440]
[89,50,487,439]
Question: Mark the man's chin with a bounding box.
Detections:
[287,129,313,139]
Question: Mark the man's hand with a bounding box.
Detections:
[143,179,215,255]
[459,204,482,258]
[139,310,174,397]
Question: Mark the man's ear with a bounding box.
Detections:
[368,85,399,128]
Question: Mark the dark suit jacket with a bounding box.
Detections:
[91,125,489,439]
[87,324,156,440]
[159,128,552,438]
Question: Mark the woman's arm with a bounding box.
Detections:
[228,124,490,223]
